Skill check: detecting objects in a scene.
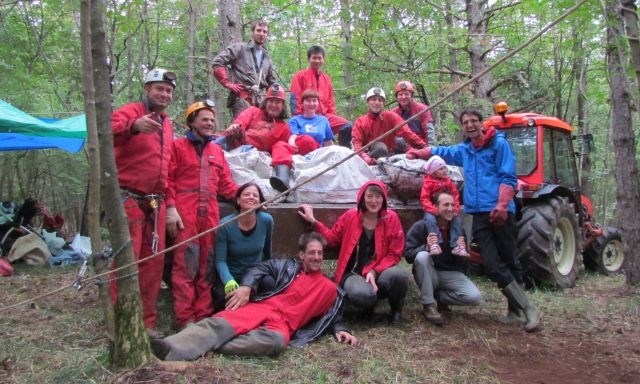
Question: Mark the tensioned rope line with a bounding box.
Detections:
[0,0,587,313]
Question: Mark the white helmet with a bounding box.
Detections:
[365,87,386,101]
[144,68,177,88]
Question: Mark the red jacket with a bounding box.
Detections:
[112,102,173,195]
[419,174,462,215]
[352,111,426,156]
[391,100,433,141]
[234,106,290,151]
[314,180,405,283]
[289,68,337,115]
[166,134,238,224]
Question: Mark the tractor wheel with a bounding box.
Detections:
[584,227,624,275]
[517,196,581,288]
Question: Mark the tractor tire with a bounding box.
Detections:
[517,196,581,288]
[584,227,624,275]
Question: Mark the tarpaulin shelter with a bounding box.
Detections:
[0,99,86,153]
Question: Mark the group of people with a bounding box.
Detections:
[109,18,541,361]
[211,19,435,191]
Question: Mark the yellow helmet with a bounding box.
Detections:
[185,99,216,123]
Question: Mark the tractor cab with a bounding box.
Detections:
[485,102,583,207]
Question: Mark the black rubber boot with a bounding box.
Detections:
[269,165,291,193]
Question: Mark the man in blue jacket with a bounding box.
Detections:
[407,107,541,332]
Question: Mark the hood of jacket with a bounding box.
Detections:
[356,179,389,217]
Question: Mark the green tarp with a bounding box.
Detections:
[0,99,86,153]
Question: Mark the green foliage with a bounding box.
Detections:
[0,0,635,228]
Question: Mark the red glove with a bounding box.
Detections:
[406,147,432,160]
[213,67,245,95]
[360,152,376,165]
[489,184,515,226]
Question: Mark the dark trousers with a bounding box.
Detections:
[472,213,523,288]
[342,266,408,311]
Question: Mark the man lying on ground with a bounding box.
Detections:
[151,232,357,360]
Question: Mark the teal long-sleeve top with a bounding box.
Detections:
[215,211,273,284]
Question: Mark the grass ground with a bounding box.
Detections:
[1,262,639,383]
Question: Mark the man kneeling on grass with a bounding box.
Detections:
[151,232,357,360]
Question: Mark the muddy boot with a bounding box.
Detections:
[388,304,403,326]
[501,280,541,332]
[422,303,444,326]
[338,123,353,148]
[504,301,525,324]
[152,317,236,361]
[269,165,291,193]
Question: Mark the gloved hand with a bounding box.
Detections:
[360,152,376,165]
[224,279,240,294]
[406,147,432,160]
[489,184,515,226]
[213,67,245,95]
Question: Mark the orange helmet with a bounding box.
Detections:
[185,99,216,123]
[395,80,414,95]
[265,83,286,101]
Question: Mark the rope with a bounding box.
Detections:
[0,0,587,313]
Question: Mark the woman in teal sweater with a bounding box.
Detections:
[214,182,273,311]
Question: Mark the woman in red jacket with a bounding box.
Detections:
[298,180,408,325]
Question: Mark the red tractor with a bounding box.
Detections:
[483,103,624,288]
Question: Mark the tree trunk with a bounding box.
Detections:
[90,0,151,366]
[340,0,356,116]
[621,0,640,111]
[572,28,592,196]
[80,0,115,346]
[186,0,197,105]
[445,2,460,123]
[466,0,493,101]
[604,0,640,286]
[216,0,242,124]
[218,0,242,47]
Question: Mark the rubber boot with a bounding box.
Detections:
[269,165,291,193]
[505,282,525,324]
[388,305,403,325]
[505,301,525,324]
[338,123,353,148]
[501,280,541,332]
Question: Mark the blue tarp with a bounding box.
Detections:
[0,99,86,153]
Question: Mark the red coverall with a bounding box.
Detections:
[111,101,173,328]
[289,68,350,134]
[234,106,318,166]
[215,269,337,344]
[352,111,426,160]
[391,100,434,142]
[419,174,462,215]
[167,136,238,326]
